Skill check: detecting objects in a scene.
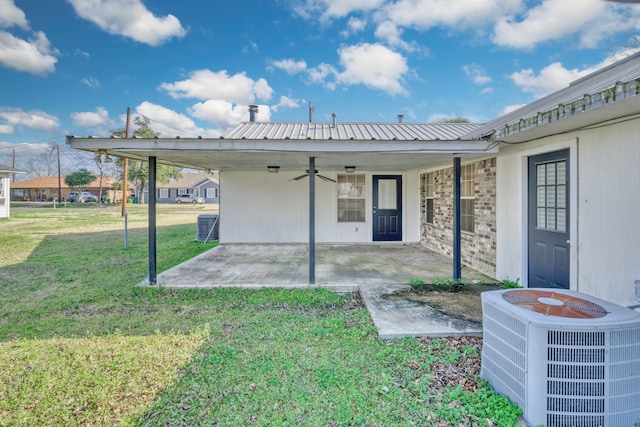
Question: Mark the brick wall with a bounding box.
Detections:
[420,158,497,277]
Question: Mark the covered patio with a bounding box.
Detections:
[67,120,498,287]
[153,242,493,292]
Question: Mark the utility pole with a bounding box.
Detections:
[121,107,130,217]
[57,144,62,201]
[12,148,16,182]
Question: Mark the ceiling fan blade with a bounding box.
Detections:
[290,174,309,181]
[318,174,337,183]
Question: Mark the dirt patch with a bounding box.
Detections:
[382,282,502,324]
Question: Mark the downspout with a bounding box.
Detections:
[453,157,462,281]
[148,156,157,285]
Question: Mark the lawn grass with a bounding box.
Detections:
[0,204,522,426]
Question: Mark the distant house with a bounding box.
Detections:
[0,164,25,219]
[10,176,120,202]
[146,172,219,204]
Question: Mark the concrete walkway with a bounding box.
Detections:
[154,243,493,338]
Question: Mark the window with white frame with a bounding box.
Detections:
[424,172,434,224]
[337,174,365,222]
[177,188,188,195]
[159,188,169,198]
[461,164,474,233]
[206,187,218,199]
[0,179,4,198]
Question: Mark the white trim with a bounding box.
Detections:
[516,138,578,289]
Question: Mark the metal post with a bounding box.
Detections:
[148,156,157,285]
[309,157,316,285]
[124,212,128,248]
[121,107,130,217]
[453,157,462,281]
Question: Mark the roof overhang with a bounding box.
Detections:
[66,137,498,171]
[489,95,640,144]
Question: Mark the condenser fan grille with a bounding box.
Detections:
[502,289,608,318]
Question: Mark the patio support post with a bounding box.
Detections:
[148,156,157,285]
[453,156,462,281]
[309,156,316,285]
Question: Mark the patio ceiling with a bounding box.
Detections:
[65,137,498,172]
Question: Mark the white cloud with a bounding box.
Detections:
[271,59,307,75]
[335,43,409,95]
[462,63,492,85]
[67,0,186,46]
[271,96,300,112]
[374,21,417,51]
[502,104,526,115]
[189,100,271,128]
[0,31,58,76]
[307,63,338,84]
[510,62,587,98]
[81,77,100,88]
[254,78,274,101]
[75,48,90,58]
[510,51,640,98]
[273,44,409,95]
[160,69,274,104]
[347,17,367,33]
[0,141,57,156]
[0,123,13,134]
[0,108,59,133]
[493,0,608,49]
[295,0,385,20]
[381,0,521,31]
[70,107,109,128]
[291,0,637,55]
[0,0,29,29]
[134,101,221,137]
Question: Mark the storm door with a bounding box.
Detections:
[373,175,402,241]
[528,150,570,288]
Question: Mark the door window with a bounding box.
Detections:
[535,161,567,232]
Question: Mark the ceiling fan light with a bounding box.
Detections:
[344,166,356,173]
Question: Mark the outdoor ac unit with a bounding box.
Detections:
[197,214,219,242]
[481,288,640,427]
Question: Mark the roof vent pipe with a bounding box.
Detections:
[249,104,259,122]
[331,112,337,128]
[398,114,404,123]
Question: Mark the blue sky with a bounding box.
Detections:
[1,0,639,172]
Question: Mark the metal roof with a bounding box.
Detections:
[226,122,482,141]
[464,50,640,141]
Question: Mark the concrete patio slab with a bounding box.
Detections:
[152,243,494,338]
[359,284,483,339]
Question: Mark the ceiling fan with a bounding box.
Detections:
[290,169,336,183]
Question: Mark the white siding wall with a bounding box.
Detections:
[220,170,420,244]
[577,121,640,306]
[0,174,9,219]
[496,120,640,307]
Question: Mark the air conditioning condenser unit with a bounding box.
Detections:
[481,288,640,427]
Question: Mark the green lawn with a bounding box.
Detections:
[0,204,521,426]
